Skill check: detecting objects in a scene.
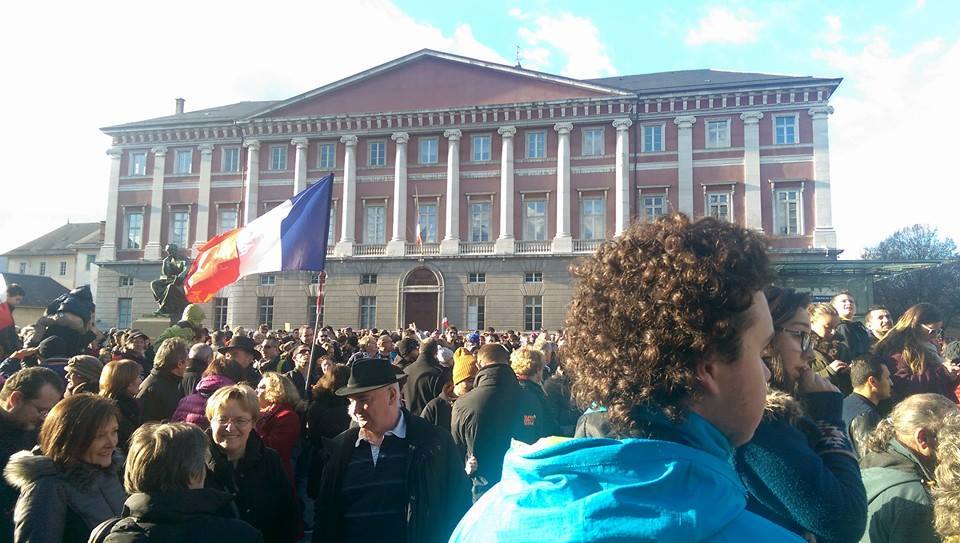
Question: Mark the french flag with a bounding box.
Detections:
[185,174,334,303]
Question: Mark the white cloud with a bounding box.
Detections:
[514,12,616,78]
[823,15,843,44]
[0,0,508,254]
[685,7,764,46]
[814,33,960,256]
[507,7,529,20]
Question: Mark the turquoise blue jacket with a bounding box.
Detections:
[450,409,804,542]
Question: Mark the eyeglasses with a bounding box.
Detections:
[211,416,252,428]
[922,324,944,338]
[775,327,813,352]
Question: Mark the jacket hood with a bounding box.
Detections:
[474,363,517,388]
[454,409,781,542]
[4,449,123,490]
[763,389,805,425]
[124,488,234,520]
[196,374,235,395]
[181,304,205,325]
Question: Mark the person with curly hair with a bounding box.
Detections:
[932,414,960,543]
[735,286,867,542]
[450,214,802,542]
[875,303,958,403]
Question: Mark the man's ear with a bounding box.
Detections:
[695,357,722,397]
[7,390,23,410]
[916,428,935,457]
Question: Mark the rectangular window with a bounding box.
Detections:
[472,135,491,162]
[125,211,144,249]
[775,189,801,235]
[327,203,337,246]
[524,272,543,283]
[775,115,798,145]
[308,296,324,326]
[468,272,486,283]
[318,143,336,169]
[38,262,46,276]
[259,274,276,286]
[217,207,238,235]
[58,261,67,276]
[641,195,666,221]
[257,297,274,329]
[580,197,605,240]
[169,209,189,248]
[85,254,96,271]
[418,137,438,164]
[129,152,147,176]
[469,201,492,242]
[642,124,664,152]
[523,296,543,332]
[119,276,134,287]
[467,296,485,330]
[18,262,26,274]
[364,205,386,244]
[526,131,546,159]
[706,192,731,221]
[368,141,386,167]
[705,119,730,149]
[523,199,547,241]
[417,203,438,243]
[213,298,228,331]
[222,147,240,172]
[117,298,133,329]
[359,296,377,329]
[174,149,192,174]
[270,145,288,170]
[582,127,604,156]
[360,273,378,285]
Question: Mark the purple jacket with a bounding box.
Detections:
[171,374,235,429]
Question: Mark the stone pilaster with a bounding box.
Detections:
[193,143,214,255]
[613,118,633,236]
[674,116,696,217]
[144,145,167,260]
[335,135,358,257]
[386,132,409,256]
[740,111,764,230]
[98,148,123,261]
[809,106,837,248]
[243,140,260,225]
[552,122,573,253]
[292,137,309,196]
[441,129,462,255]
[494,126,516,254]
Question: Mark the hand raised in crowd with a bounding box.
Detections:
[798,366,840,394]
[9,347,37,360]
[465,455,478,476]
[828,360,850,373]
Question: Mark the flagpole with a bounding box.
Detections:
[304,270,326,399]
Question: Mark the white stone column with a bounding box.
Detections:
[552,122,574,253]
[386,132,409,256]
[674,116,696,217]
[243,140,260,225]
[441,129,462,255]
[741,112,764,231]
[613,118,633,236]
[98,147,123,261]
[193,143,214,255]
[144,145,167,260]
[809,106,837,249]
[494,126,516,254]
[292,137,309,196]
[335,135,358,257]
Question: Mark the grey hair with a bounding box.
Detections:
[188,343,213,363]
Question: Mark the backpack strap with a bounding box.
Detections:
[87,516,122,543]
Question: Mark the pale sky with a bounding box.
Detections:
[2,0,958,258]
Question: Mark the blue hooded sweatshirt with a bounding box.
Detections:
[450,409,804,542]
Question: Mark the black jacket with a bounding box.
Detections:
[450,363,523,487]
[842,392,881,458]
[305,390,351,499]
[420,390,454,433]
[105,393,140,451]
[137,369,184,423]
[314,409,471,543]
[0,416,36,543]
[205,430,300,543]
[402,354,447,416]
[117,351,150,379]
[542,371,581,437]
[102,489,263,543]
[180,358,207,396]
[515,378,557,444]
[835,320,873,360]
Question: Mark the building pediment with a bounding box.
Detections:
[254,50,629,119]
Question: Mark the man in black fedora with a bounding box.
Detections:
[218,335,262,385]
[314,358,470,543]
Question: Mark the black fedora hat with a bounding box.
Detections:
[218,335,262,360]
[336,358,404,396]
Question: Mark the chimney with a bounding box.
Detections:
[175,97,185,115]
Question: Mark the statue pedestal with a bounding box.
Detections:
[130,315,171,339]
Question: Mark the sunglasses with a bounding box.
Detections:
[775,327,813,352]
[922,324,944,338]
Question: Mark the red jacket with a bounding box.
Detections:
[255,404,300,484]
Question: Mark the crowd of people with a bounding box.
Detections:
[0,213,958,542]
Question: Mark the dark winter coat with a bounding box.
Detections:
[835,320,873,361]
[100,489,263,543]
[859,439,938,543]
[105,392,140,451]
[735,390,867,543]
[180,358,207,396]
[401,353,448,416]
[3,450,125,543]
[305,390,350,499]
[284,369,317,402]
[420,390,454,433]
[886,348,959,404]
[314,409,471,543]
[515,377,557,444]
[0,416,37,543]
[116,351,150,379]
[205,429,300,543]
[542,371,581,437]
[450,363,523,489]
[137,369,184,423]
[842,393,881,458]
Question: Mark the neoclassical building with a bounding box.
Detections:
[95,49,841,331]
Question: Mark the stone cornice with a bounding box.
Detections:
[808,105,835,118]
[106,147,123,159]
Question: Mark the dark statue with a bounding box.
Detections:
[150,244,189,323]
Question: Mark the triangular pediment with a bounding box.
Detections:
[255,50,628,119]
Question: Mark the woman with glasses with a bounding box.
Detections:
[204,384,300,543]
[254,372,301,485]
[735,286,867,543]
[875,303,957,403]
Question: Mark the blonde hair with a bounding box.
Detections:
[258,372,300,407]
[359,335,376,349]
[875,303,944,375]
[510,346,545,379]
[205,384,259,422]
[99,359,142,396]
[807,302,839,322]
[865,393,957,455]
[125,422,208,493]
[934,414,960,540]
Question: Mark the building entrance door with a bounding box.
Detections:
[399,267,443,330]
[403,292,438,330]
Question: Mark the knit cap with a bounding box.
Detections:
[453,347,478,385]
[65,355,104,382]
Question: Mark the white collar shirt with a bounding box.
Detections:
[354,410,407,466]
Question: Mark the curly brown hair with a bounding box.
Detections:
[934,414,960,540]
[564,214,774,433]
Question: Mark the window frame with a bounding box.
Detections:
[471,134,492,162]
[466,295,485,330]
[58,261,67,276]
[417,201,439,243]
[359,296,377,329]
[85,254,96,271]
[468,199,492,242]
[525,130,546,159]
[327,201,337,246]
[641,194,667,222]
[257,296,275,329]
[523,295,543,332]
[119,275,135,287]
[168,207,190,248]
[705,118,731,149]
[368,140,387,167]
[221,147,240,172]
[773,114,800,145]
[318,142,337,169]
[124,209,144,249]
[259,274,276,286]
[705,190,733,221]
[418,136,439,165]
[360,273,378,285]
[213,298,228,331]
[216,205,239,235]
[522,198,548,241]
[579,196,606,240]
[18,262,26,274]
[174,149,193,175]
[129,151,148,176]
[468,272,486,284]
[581,126,605,156]
[363,203,386,244]
[38,262,46,276]
[773,187,804,236]
[641,123,666,153]
[117,298,133,329]
[524,271,543,283]
[269,145,288,171]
